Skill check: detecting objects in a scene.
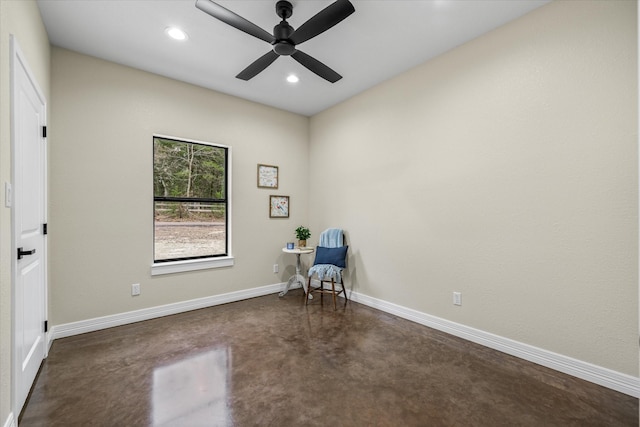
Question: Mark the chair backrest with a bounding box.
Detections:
[312,228,347,269]
[319,228,344,248]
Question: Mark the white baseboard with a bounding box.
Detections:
[48,281,639,398]
[51,282,288,340]
[3,413,15,427]
[46,331,53,353]
[348,290,640,398]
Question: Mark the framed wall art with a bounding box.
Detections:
[269,195,289,218]
[257,164,278,189]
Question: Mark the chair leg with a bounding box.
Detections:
[307,276,346,309]
[331,278,337,310]
[341,277,348,303]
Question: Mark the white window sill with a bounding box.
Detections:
[151,256,234,276]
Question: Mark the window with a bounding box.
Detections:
[152,135,231,273]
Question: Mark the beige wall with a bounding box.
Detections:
[309,0,638,376]
[49,48,309,325]
[0,0,50,421]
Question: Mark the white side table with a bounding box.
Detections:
[279,247,314,297]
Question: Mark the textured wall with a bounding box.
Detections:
[49,48,309,325]
[309,0,638,375]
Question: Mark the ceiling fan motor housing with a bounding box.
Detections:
[273,23,295,55]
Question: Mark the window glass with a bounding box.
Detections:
[153,137,228,262]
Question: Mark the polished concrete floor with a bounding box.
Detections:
[20,291,638,426]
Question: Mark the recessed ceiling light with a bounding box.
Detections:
[286,74,299,83]
[165,27,188,41]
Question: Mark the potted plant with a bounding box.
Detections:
[295,226,311,248]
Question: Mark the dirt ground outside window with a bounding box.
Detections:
[154,221,226,260]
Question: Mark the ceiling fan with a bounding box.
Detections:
[195,0,355,83]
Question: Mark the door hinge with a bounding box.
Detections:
[43,223,48,235]
[42,126,47,138]
[44,320,48,333]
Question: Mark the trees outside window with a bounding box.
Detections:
[153,136,228,262]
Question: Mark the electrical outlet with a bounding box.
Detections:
[273,264,279,273]
[132,283,141,296]
[453,292,461,306]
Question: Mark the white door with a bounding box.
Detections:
[11,36,47,415]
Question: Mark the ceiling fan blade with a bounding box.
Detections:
[289,0,355,45]
[236,51,280,80]
[291,50,342,83]
[195,0,275,44]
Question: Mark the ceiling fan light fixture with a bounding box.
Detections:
[165,27,188,41]
[286,74,299,83]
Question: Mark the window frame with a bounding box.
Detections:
[151,134,233,275]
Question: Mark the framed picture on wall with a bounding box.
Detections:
[257,164,278,188]
[269,195,289,218]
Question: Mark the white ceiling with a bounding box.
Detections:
[37,0,549,117]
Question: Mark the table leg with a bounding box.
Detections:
[279,275,296,297]
[279,253,312,298]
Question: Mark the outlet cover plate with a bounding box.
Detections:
[453,292,462,306]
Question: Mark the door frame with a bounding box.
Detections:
[10,34,48,418]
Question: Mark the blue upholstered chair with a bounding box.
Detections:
[305,228,348,310]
